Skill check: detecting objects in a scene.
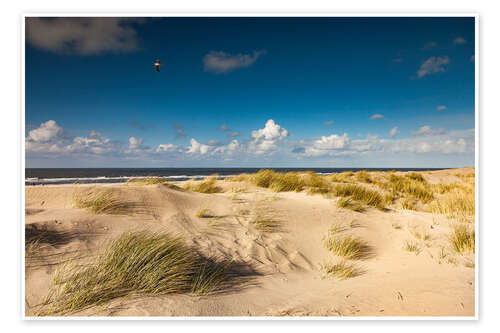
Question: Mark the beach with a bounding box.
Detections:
[24,168,475,317]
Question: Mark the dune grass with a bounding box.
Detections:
[73,189,131,215]
[355,170,372,183]
[330,184,384,210]
[400,197,417,210]
[449,224,475,254]
[42,231,232,315]
[325,234,371,260]
[409,227,430,241]
[183,176,222,194]
[382,174,434,203]
[336,198,364,212]
[324,260,362,279]
[404,240,421,255]
[328,171,353,183]
[428,188,475,221]
[251,212,280,232]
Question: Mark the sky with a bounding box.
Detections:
[25,17,475,168]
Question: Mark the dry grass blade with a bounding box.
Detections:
[337,198,364,212]
[331,184,384,210]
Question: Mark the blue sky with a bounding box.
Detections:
[25,17,475,168]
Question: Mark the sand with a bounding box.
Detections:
[24,168,475,317]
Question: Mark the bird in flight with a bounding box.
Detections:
[154,59,163,72]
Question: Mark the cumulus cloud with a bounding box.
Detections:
[26,17,143,55]
[187,138,211,155]
[323,120,334,126]
[437,105,447,111]
[128,137,143,149]
[249,119,289,155]
[28,120,63,142]
[229,131,241,138]
[389,126,399,137]
[417,56,450,78]
[218,124,230,131]
[413,125,446,136]
[26,122,122,155]
[203,50,266,74]
[370,114,384,120]
[453,37,467,45]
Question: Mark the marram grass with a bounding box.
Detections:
[324,260,362,279]
[183,175,222,193]
[449,224,475,254]
[42,231,232,315]
[325,234,371,260]
[73,189,130,215]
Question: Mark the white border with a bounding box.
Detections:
[21,13,479,321]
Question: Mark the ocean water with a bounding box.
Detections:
[25,168,445,185]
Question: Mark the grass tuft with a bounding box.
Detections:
[324,260,362,279]
[429,188,475,221]
[355,170,372,183]
[449,224,475,254]
[126,177,167,186]
[183,176,222,194]
[331,184,384,210]
[336,198,364,212]
[73,189,131,215]
[325,234,371,259]
[404,240,421,254]
[42,231,233,314]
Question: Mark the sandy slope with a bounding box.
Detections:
[24,168,475,317]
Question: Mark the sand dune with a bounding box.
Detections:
[24,168,475,317]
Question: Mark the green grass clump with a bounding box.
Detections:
[325,234,371,259]
[331,184,384,209]
[42,231,232,315]
[337,198,364,212]
[449,224,475,254]
[126,177,167,186]
[324,260,362,279]
[73,189,130,215]
[183,176,222,193]
[355,170,372,183]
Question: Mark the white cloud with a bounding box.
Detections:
[128,137,143,149]
[370,114,384,120]
[389,126,399,137]
[249,119,289,154]
[453,37,467,45]
[156,143,180,153]
[203,50,266,74]
[187,138,211,155]
[28,120,63,142]
[417,56,450,78]
[437,105,447,111]
[413,125,446,136]
[26,18,142,55]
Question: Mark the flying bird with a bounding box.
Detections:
[154,59,163,72]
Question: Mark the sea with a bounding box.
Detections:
[25,168,445,186]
